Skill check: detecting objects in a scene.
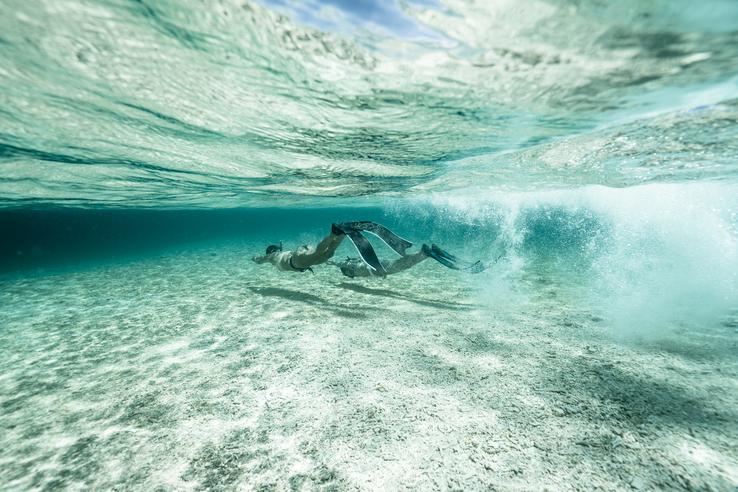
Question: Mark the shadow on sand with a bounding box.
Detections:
[247,286,382,319]
[337,282,476,311]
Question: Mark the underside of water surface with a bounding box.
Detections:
[1,0,737,490]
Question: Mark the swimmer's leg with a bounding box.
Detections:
[289,226,346,269]
[383,247,430,275]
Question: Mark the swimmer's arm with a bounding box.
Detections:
[252,254,282,267]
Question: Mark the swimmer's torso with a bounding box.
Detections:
[274,245,315,272]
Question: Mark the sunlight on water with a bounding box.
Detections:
[1,0,737,205]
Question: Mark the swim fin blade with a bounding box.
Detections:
[344,229,387,276]
[340,221,413,256]
[430,244,486,273]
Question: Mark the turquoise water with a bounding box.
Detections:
[1,1,738,490]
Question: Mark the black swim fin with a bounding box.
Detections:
[428,244,487,273]
[340,221,413,256]
[343,229,387,276]
[424,243,460,270]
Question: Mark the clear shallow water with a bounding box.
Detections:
[2,0,738,490]
[1,195,737,489]
[1,231,737,489]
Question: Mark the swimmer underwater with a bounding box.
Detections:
[251,221,485,277]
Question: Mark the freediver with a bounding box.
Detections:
[251,221,485,277]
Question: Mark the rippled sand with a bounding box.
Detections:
[1,243,736,490]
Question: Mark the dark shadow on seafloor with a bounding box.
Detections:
[337,282,476,311]
[247,286,383,319]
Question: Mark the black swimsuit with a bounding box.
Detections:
[289,255,313,273]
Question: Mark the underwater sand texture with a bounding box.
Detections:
[1,243,736,491]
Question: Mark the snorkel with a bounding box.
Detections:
[265,242,283,256]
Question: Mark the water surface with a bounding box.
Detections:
[1,0,737,490]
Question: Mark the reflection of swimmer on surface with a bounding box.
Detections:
[252,221,485,277]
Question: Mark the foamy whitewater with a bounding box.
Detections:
[1,0,737,490]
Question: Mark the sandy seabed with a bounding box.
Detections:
[1,241,736,491]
